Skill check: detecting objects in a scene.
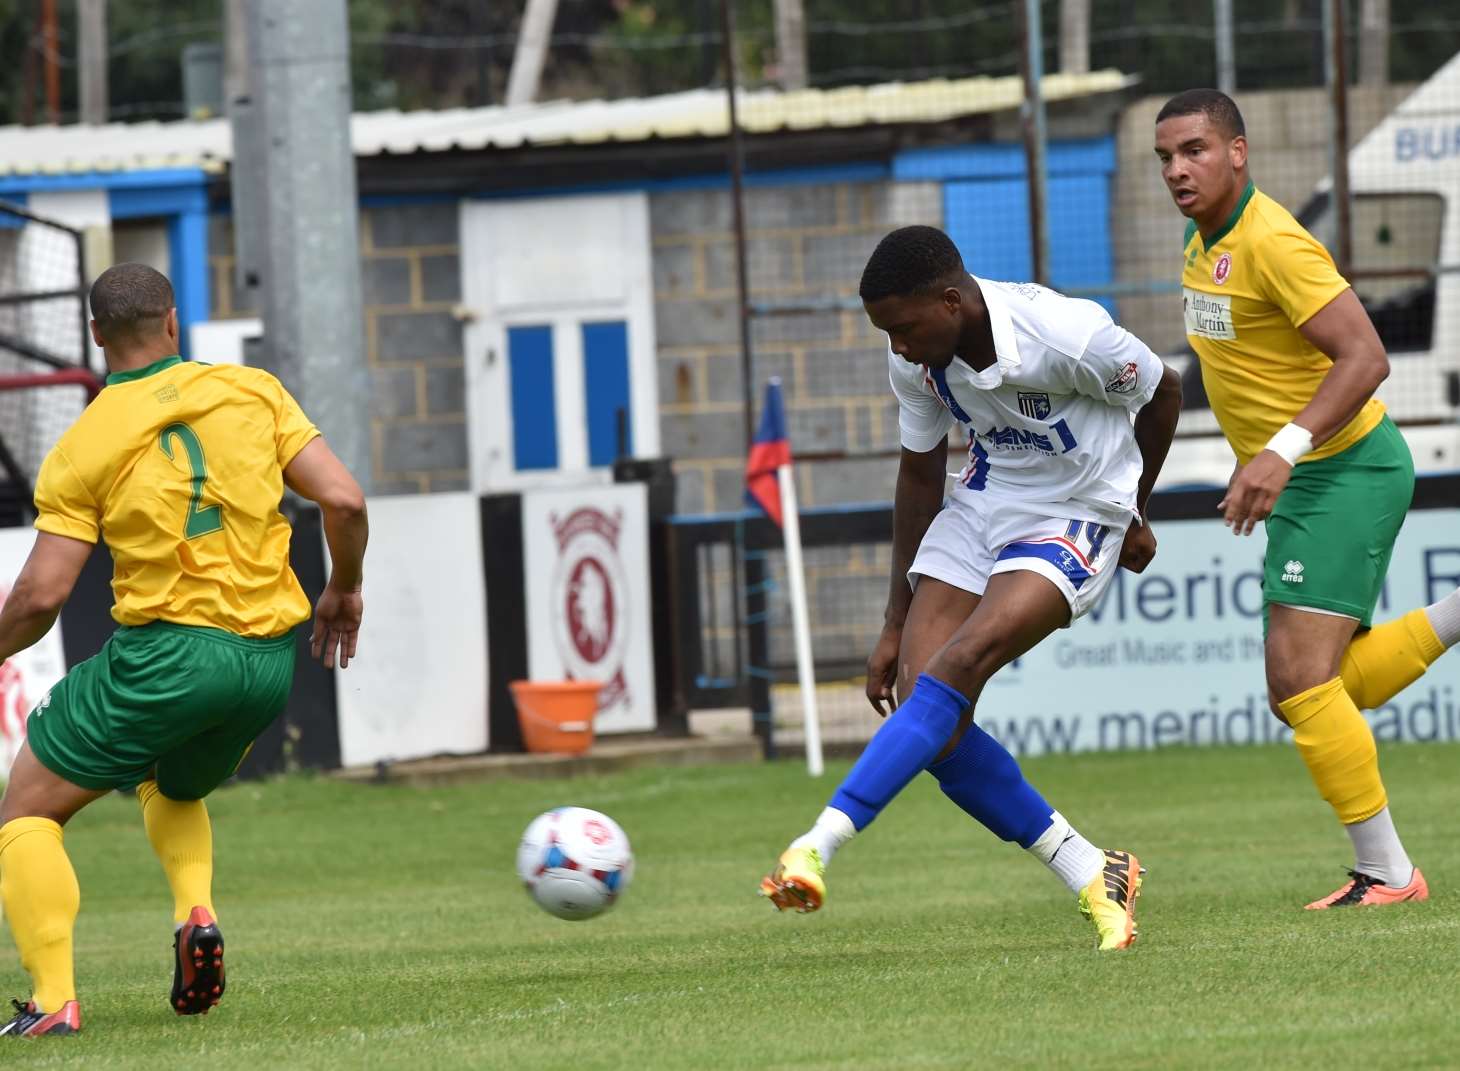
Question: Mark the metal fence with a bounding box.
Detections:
[0,200,97,521]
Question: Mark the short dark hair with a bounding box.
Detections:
[1156,89,1246,140]
[859,225,966,303]
[89,263,174,342]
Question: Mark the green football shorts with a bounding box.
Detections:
[25,621,296,799]
[1263,415,1414,629]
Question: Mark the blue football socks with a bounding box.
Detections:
[928,722,1054,848]
[829,674,968,830]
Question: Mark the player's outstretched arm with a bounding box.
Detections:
[0,532,93,663]
[283,437,368,669]
[867,440,948,715]
[1121,364,1183,572]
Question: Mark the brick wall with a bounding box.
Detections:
[208,202,468,494]
[649,179,943,514]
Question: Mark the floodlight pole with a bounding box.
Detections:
[720,0,775,760]
[1018,0,1051,287]
[237,0,372,493]
[1324,0,1353,278]
[1214,0,1236,94]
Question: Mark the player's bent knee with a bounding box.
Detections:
[934,631,1017,689]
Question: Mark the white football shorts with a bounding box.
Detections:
[908,496,1129,621]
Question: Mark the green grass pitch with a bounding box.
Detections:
[3,742,1457,1069]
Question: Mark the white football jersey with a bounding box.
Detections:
[889,278,1166,524]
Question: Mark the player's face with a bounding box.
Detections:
[1154,113,1246,221]
[863,290,962,370]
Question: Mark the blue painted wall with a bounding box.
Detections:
[894,138,1118,311]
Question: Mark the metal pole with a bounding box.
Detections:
[773,0,808,90]
[1358,0,1389,87]
[506,0,560,107]
[224,0,249,113]
[243,1,373,492]
[1059,0,1089,76]
[1324,0,1353,278]
[42,0,60,123]
[1214,0,1236,94]
[78,0,108,125]
[1018,0,1051,287]
[721,0,755,453]
[720,0,774,760]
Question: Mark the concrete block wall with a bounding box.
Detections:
[649,179,943,515]
[208,203,469,493]
[1112,85,1415,355]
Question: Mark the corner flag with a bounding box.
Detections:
[742,376,823,776]
[745,378,790,525]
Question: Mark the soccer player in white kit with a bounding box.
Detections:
[759,226,1183,950]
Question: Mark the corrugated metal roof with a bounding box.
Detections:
[0,69,1134,178]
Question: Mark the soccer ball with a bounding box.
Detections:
[516,807,634,920]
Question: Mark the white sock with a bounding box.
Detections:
[1424,589,1460,649]
[788,807,857,866]
[1026,811,1104,894]
[1345,806,1414,888]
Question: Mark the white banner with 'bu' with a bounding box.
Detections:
[0,527,68,778]
[980,508,1460,757]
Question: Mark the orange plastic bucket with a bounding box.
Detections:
[508,680,602,755]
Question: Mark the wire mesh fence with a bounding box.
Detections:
[0,200,94,514]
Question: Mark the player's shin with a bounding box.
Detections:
[827,674,969,831]
[1341,608,1447,710]
[138,780,215,924]
[928,726,1097,892]
[928,723,1102,892]
[0,818,79,1012]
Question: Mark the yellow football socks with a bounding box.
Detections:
[138,780,216,924]
[0,817,79,1012]
[1279,677,1388,824]
[1341,609,1446,711]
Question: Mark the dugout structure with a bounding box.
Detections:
[0,199,102,525]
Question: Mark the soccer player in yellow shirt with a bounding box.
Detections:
[1155,90,1458,909]
[0,263,368,1036]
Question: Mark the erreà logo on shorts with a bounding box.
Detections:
[1282,560,1305,583]
[1183,287,1235,340]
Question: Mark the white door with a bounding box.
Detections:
[459,192,660,492]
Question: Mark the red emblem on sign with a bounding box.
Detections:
[1212,252,1232,285]
[551,508,630,712]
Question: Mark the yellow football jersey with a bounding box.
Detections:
[33,356,319,637]
[1181,183,1385,465]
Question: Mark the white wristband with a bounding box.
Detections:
[1265,422,1313,466]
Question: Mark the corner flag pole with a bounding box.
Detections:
[775,456,823,777]
[745,377,823,777]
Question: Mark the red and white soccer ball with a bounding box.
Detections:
[516,807,635,921]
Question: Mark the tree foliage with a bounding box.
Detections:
[0,0,1454,125]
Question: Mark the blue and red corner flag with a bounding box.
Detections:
[745,378,791,526]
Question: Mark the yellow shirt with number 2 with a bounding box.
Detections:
[33,356,318,637]
[1181,183,1386,465]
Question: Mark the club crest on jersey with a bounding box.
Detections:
[1017,392,1051,420]
[1212,252,1233,285]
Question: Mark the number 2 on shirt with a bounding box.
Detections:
[159,422,223,539]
